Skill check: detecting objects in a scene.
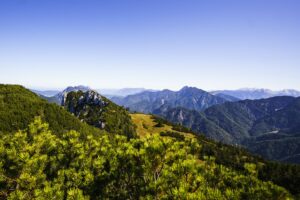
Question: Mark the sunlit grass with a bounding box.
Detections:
[130,113,195,139]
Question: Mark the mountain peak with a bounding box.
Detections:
[63,89,136,137]
[179,86,205,93]
[63,85,91,93]
[57,85,92,105]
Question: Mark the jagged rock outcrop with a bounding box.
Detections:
[63,90,136,137]
[63,90,108,129]
[59,86,91,105]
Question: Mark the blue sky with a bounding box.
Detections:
[0,0,299,90]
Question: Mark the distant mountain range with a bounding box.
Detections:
[32,87,300,101]
[158,96,300,163]
[98,88,155,97]
[212,88,300,100]
[111,86,231,113]
[33,86,153,103]
[30,89,60,97]
[213,93,241,102]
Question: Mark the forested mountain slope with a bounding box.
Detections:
[131,113,300,196]
[159,96,300,163]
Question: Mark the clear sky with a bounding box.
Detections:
[0,0,299,90]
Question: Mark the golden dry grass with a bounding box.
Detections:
[130,113,195,139]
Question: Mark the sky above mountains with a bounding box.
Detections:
[0,0,299,90]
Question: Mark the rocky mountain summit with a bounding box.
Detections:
[63,90,108,129]
[59,85,91,105]
[63,89,136,137]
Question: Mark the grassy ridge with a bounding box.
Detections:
[131,113,194,138]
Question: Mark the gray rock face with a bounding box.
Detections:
[58,86,91,105]
[63,90,109,129]
[62,89,137,138]
[77,90,107,107]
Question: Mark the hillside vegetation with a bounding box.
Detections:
[130,113,194,139]
[131,114,300,197]
[64,90,136,138]
[0,117,293,199]
[0,84,101,136]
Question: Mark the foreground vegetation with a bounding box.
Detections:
[0,118,292,199]
[132,114,300,197]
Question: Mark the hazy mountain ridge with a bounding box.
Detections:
[213,93,240,102]
[212,88,300,100]
[98,88,156,97]
[30,89,60,97]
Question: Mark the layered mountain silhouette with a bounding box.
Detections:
[98,88,155,97]
[212,88,300,100]
[111,86,231,113]
[30,89,60,97]
[159,96,300,163]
